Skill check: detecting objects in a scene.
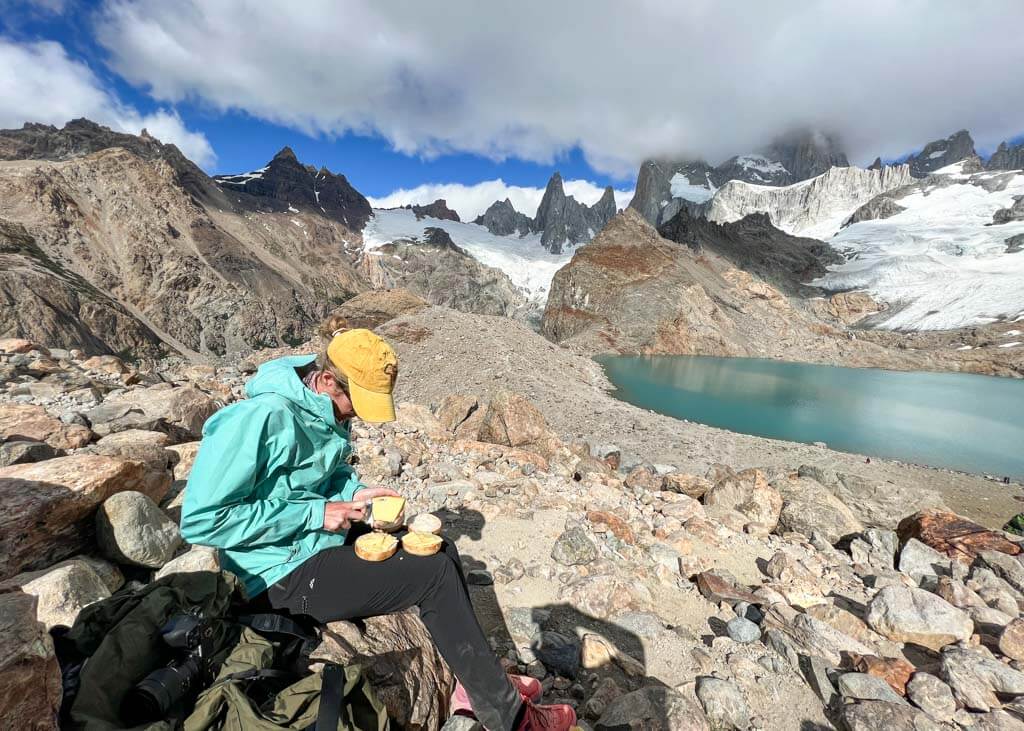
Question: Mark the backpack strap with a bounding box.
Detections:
[313,663,345,731]
[237,613,317,642]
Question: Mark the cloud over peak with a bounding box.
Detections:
[94,0,1024,176]
[367,179,634,221]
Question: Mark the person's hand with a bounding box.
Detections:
[323,501,368,532]
[352,486,400,502]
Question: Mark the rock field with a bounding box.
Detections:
[4,327,1024,730]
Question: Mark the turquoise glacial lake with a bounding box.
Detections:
[596,355,1024,479]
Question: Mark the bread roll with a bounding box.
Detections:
[355,532,399,561]
[408,512,442,535]
[401,531,443,556]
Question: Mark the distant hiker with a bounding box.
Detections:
[866,457,871,464]
[181,316,576,731]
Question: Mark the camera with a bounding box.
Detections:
[121,610,216,725]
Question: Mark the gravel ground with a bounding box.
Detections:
[385,306,1024,529]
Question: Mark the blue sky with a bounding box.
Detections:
[0,0,623,199]
[2,0,1022,219]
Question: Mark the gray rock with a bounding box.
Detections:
[941,645,1024,712]
[838,672,907,704]
[597,686,710,731]
[0,559,110,629]
[797,466,945,530]
[978,551,1024,595]
[532,631,580,678]
[799,654,838,707]
[866,585,973,651]
[0,439,59,467]
[774,476,863,543]
[726,617,761,644]
[899,538,954,585]
[551,528,598,566]
[987,140,1024,171]
[907,671,957,723]
[839,700,947,731]
[96,490,181,568]
[970,709,1024,731]
[503,606,550,645]
[696,676,750,729]
[154,546,219,580]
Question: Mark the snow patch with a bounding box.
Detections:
[362,208,570,301]
[956,345,973,350]
[670,172,715,203]
[928,149,947,160]
[999,341,1022,348]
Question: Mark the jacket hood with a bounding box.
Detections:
[244,355,340,430]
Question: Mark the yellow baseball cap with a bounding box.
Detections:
[326,329,398,423]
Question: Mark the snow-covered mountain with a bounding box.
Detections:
[705,164,914,239]
[812,162,1024,330]
[362,208,572,302]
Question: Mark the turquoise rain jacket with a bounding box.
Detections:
[181,355,364,597]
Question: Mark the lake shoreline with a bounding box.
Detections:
[596,353,1024,481]
[384,307,1024,531]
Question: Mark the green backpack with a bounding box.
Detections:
[55,571,389,731]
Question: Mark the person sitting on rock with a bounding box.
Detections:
[180,316,576,731]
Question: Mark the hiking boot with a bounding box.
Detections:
[514,700,578,730]
[450,674,543,716]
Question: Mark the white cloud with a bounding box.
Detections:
[94,0,1024,177]
[0,37,216,167]
[366,179,633,220]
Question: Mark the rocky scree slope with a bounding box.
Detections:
[355,227,527,317]
[6,334,1024,730]
[538,210,1024,377]
[0,121,370,358]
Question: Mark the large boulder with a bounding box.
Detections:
[476,391,552,451]
[0,559,110,629]
[0,592,62,730]
[703,468,782,531]
[314,610,454,730]
[774,476,863,543]
[866,586,973,651]
[167,441,201,481]
[96,491,181,568]
[0,455,163,580]
[838,700,947,731]
[898,509,1021,564]
[799,466,945,529]
[83,429,175,498]
[0,402,91,450]
[941,645,1024,711]
[84,383,218,442]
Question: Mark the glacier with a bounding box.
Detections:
[705,164,914,239]
[362,208,571,302]
[812,168,1024,330]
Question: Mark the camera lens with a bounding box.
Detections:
[121,657,200,725]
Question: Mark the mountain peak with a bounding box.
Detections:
[272,146,298,163]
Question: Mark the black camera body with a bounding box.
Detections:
[121,610,216,725]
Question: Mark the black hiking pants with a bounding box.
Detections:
[263,524,522,731]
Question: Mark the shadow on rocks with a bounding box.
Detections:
[441,508,677,729]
